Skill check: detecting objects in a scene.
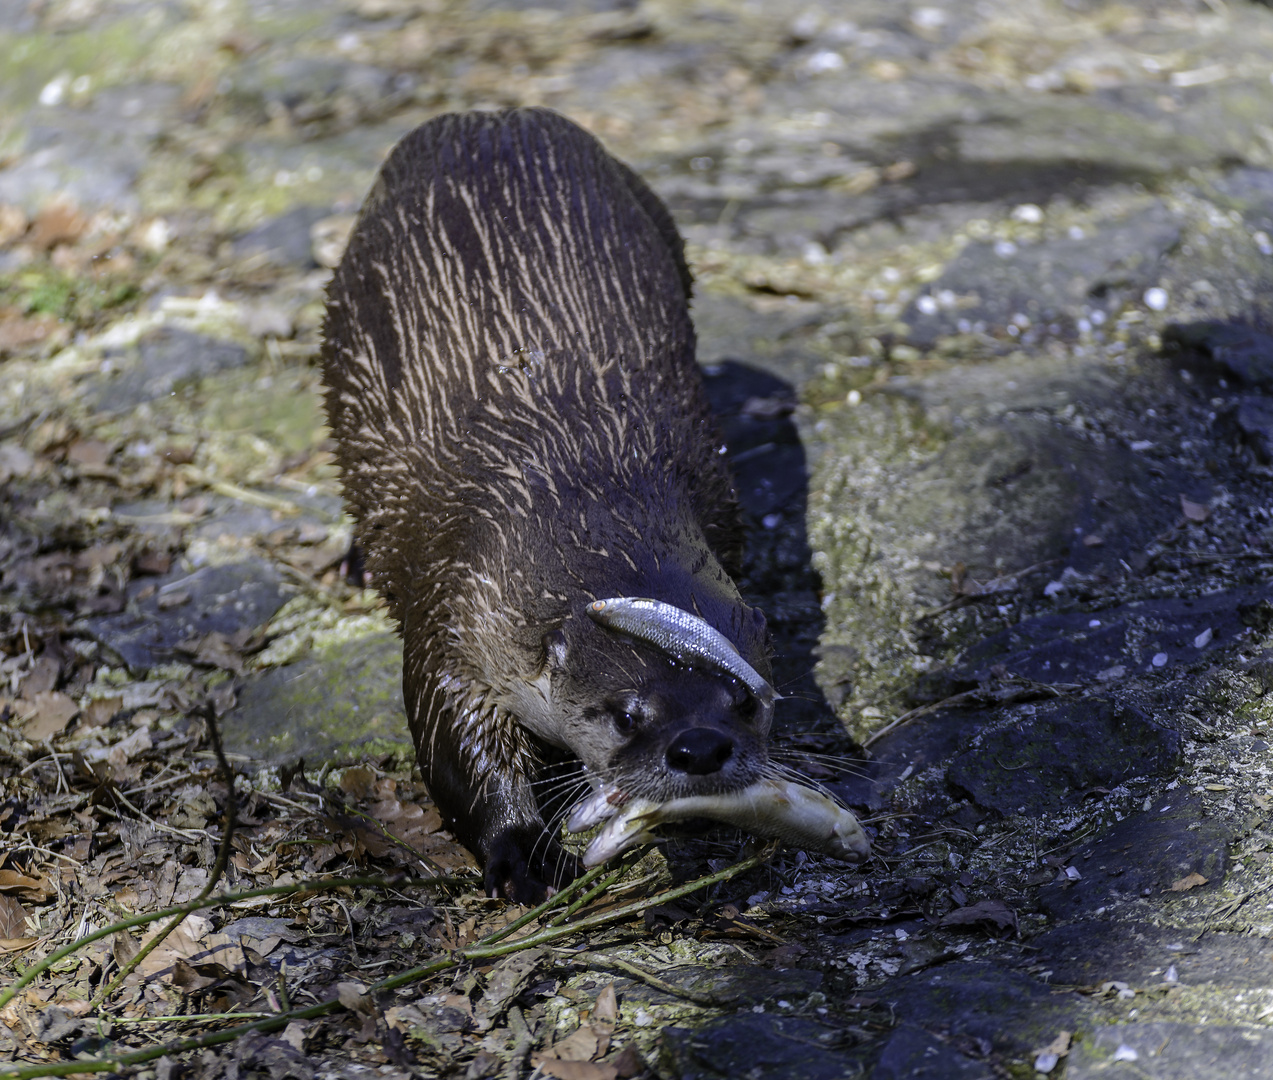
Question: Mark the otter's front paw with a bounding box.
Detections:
[483,828,580,905]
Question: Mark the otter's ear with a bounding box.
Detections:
[542,628,568,670]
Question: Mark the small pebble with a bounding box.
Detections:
[1194,628,1213,648]
[1112,1045,1139,1062]
[1152,652,1168,667]
[1034,1051,1060,1074]
[1144,286,1169,311]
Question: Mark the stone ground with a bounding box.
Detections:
[5,0,1273,1077]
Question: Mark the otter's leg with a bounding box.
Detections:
[403,650,568,903]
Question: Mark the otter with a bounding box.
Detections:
[321,108,773,901]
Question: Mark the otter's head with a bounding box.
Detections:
[499,598,774,803]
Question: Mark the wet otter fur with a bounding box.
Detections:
[321,108,772,901]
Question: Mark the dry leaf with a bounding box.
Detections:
[610,1046,643,1079]
[546,1022,608,1062]
[337,982,375,1016]
[16,691,79,741]
[0,894,31,939]
[1179,495,1210,523]
[593,983,618,1023]
[28,198,87,249]
[939,899,1019,934]
[535,1061,618,1080]
[81,697,123,728]
[19,655,60,697]
[1169,872,1208,892]
[339,766,377,799]
[67,439,113,467]
[0,869,54,902]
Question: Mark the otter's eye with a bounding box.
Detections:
[734,692,757,723]
[614,710,639,736]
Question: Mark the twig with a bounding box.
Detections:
[502,1005,534,1080]
[861,689,986,748]
[551,949,727,1006]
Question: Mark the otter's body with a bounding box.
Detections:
[322,109,771,900]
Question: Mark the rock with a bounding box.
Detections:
[89,328,251,413]
[946,699,1183,817]
[1067,1022,1273,1079]
[907,204,1181,343]
[660,1014,862,1080]
[222,631,408,764]
[1030,922,1273,990]
[871,1022,995,1079]
[85,558,291,671]
[1165,321,1273,390]
[0,84,183,213]
[1037,796,1233,921]
[232,206,330,269]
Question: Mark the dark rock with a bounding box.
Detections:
[906,204,1180,343]
[0,84,182,213]
[660,1014,863,1080]
[1030,922,1273,990]
[877,963,1081,1058]
[222,631,408,764]
[232,206,329,269]
[1067,1022,1273,1079]
[947,699,1182,816]
[871,1022,995,1079]
[1233,396,1273,463]
[89,328,250,412]
[1037,796,1233,921]
[85,558,290,671]
[1164,321,1273,391]
[946,581,1273,688]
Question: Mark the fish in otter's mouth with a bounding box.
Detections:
[568,596,870,866]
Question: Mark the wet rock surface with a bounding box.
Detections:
[5,0,1273,1076]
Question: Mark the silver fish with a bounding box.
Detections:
[581,778,870,866]
[586,596,775,704]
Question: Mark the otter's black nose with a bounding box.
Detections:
[666,728,734,775]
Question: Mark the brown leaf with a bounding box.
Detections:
[1180,495,1210,522]
[81,697,123,728]
[0,894,31,939]
[66,439,112,467]
[1169,872,1208,892]
[182,631,245,675]
[0,869,54,902]
[0,313,62,354]
[16,691,79,740]
[610,1046,643,1079]
[339,766,377,800]
[938,899,1018,934]
[28,198,87,249]
[593,983,618,1023]
[1038,1030,1071,1058]
[337,981,375,1016]
[19,654,60,697]
[535,1061,617,1080]
[0,203,28,244]
[546,1022,608,1062]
